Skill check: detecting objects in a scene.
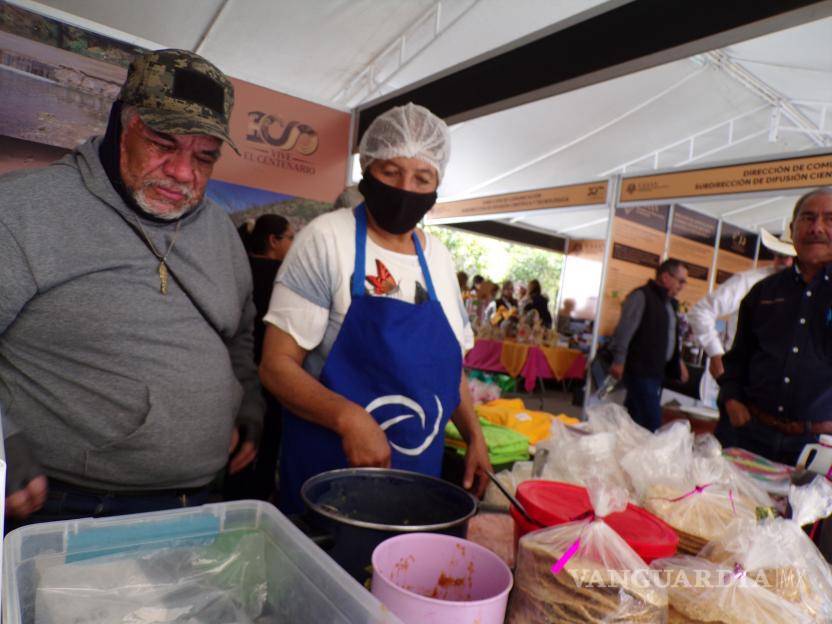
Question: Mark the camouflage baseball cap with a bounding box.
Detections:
[120,49,239,154]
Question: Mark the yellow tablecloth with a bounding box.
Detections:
[499,341,530,378]
[538,345,583,380]
[498,341,582,381]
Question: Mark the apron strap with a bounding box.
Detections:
[412,228,438,302]
[352,204,438,302]
[352,204,369,298]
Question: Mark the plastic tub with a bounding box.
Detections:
[511,480,678,562]
[3,500,403,624]
[371,532,512,624]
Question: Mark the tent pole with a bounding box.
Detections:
[582,174,620,418]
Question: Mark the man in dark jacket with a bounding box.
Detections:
[719,188,832,464]
[609,259,689,431]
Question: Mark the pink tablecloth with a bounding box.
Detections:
[464,339,587,392]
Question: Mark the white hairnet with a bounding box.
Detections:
[358,102,451,182]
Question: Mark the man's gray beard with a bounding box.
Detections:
[133,187,199,220]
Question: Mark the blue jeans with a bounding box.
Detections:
[624,375,663,432]
[6,479,212,534]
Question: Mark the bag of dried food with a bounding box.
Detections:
[508,479,667,623]
[620,420,693,500]
[699,477,832,623]
[651,555,812,624]
[621,422,758,553]
[692,433,772,509]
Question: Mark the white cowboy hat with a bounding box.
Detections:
[760,228,796,257]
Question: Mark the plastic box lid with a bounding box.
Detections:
[0,408,6,618]
[2,500,403,624]
[514,480,678,562]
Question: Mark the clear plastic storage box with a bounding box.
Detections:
[3,500,403,624]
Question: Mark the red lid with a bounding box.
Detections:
[515,481,678,562]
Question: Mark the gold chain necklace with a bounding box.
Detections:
[133,217,182,295]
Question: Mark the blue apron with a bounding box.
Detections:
[279,205,462,513]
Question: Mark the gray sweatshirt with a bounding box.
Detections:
[0,138,263,490]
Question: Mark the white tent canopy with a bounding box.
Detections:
[14,0,832,239]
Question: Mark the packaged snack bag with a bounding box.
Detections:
[509,479,668,623]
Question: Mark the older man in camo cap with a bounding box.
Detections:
[0,49,263,528]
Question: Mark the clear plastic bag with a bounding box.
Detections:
[790,474,832,527]
[643,459,759,551]
[537,420,633,495]
[620,420,694,501]
[483,460,533,510]
[621,423,759,550]
[586,403,652,464]
[699,477,832,623]
[692,434,772,509]
[652,555,812,624]
[508,479,668,623]
[467,377,501,404]
[34,530,268,624]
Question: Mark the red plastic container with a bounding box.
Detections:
[510,481,678,563]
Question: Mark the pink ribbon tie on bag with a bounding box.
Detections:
[666,483,713,503]
[551,539,581,575]
[550,512,596,576]
[656,483,738,515]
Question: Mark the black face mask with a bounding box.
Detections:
[358,173,437,235]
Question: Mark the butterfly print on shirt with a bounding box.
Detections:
[366,259,399,296]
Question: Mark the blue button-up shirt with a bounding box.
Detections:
[720,263,832,422]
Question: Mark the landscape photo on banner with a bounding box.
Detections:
[0,3,347,221]
[0,3,133,149]
[207,179,332,230]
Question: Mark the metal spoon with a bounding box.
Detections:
[485,470,543,527]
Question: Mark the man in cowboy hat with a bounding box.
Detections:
[0,49,262,526]
[718,188,832,463]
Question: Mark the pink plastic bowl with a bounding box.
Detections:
[371,532,513,624]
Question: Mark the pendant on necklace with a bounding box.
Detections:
[158,260,169,295]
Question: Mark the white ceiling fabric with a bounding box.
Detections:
[14,0,832,237]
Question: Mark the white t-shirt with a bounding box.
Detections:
[264,208,473,378]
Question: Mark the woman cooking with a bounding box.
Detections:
[259,103,491,513]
